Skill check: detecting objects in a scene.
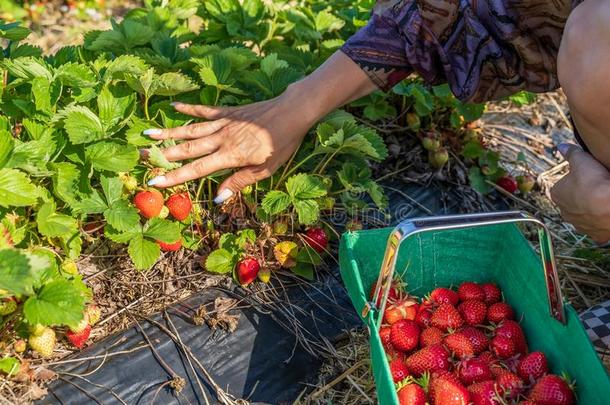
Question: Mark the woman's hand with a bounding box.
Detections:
[551,143,610,243]
[144,51,378,203]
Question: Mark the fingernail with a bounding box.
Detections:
[139,149,150,159]
[213,189,233,204]
[143,128,163,136]
[147,176,166,187]
[170,102,182,107]
[557,143,570,157]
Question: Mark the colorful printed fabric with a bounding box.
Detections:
[341,0,580,103]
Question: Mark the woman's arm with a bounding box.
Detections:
[144,51,378,202]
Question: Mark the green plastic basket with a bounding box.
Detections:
[339,211,610,404]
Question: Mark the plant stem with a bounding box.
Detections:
[143,95,150,121]
[277,153,320,186]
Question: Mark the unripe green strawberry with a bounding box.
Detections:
[463,128,481,143]
[85,304,101,325]
[241,185,253,195]
[61,259,79,276]
[480,165,493,176]
[0,298,17,315]
[274,241,298,268]
[429,148,449,169]
[516,175,535,194]
[14,339,26,353]
[273,221,288,235]
[407,113,421,130]
[258,268,271,283]
[119,173,138,192]
[29,326,56,358]
[159,205,170,219]
[422,136,441,151]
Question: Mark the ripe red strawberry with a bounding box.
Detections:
[397,383,427,405]
[303,227,328,253]
[420,326,444,347]
[517,351,548,382]
[458,282,486,301]
[461,327,490,354]
[390,356,410,383]
[431,303,464,330]
[495,320,527,355]
[487,302,514,324]
[405,344,451,376]
[517,402,537,405]
[458,299,487,326]
[166,192,192,221]
[379,325,392,349]
[157,239,182,251]
[481,283,502,305]
[496,176,518,194]
[468,380,500,405]
[66,324,91,349]
[528,375,575,405]
[390,320,420,352]
[430,288,459,305]
[133,190,164,218]
[415,304,433,328]
[458,358,494,385]
[496,369,525,400]
[384,299,418,325]
[478,351,496,365]
[491,335,516,359]
[236,257,260,286]
[445,331,475,359]
[430,374,471,405]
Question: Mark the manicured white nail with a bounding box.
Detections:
[148,176,166,186]
[143,128,163,136]
[170,102,182,107]
[213,189,233,204]
[557,143,570,157]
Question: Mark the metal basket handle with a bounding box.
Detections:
[363,211,565,329]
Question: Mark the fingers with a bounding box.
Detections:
[172,103,240,119]
[161,133,222,162]
[148,153,233,188]
[214,166,271,204]
[145,119,230,141]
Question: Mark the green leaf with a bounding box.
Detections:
[0,131,14,168]
[286,174,327,200]
[205,249,236,274]
[509,91,536,106]
[365,180,388,209]
[0,57,53,81]
[97,86,136,132]
[154,72,198,96]
[0,168,39,208]
[31,77,52,113]
[218,233,238,251]
[100,175,123,206]
[293,199,319,225]
[291,262,314,280]
[456,102,485,122]
[261,190,291,215]
[71,190,108,215]
[296,245,322,265]
[23,279,86,327]
[104,224,141,244]
[315,10,345,33]
[85,141,139,172]
[125,68,157,96]
[104,200,140,233]
[0,249,35,295]
[0,357,20,376]
[50,162,80,205]
[128,234,160,270]
[54,62,97,88]
[61,105,106,145]
[462,141,486,159]
[143,218,181,243]
[468,167,492,194]
[37,202,79,239]
[236,229,256,248]
[103,55,149,81]
[0,21,30,41]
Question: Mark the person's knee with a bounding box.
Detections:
[559,0,610,108]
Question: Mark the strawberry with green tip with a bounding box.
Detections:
[133,189,164,218]
[236,257,260,286]
[29,326,56,358]
[166,192,192,221]
[66,317,91,349]
[303,227,328,253]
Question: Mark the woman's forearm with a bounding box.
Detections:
[280,51,379,126]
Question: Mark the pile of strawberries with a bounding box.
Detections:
[373,280,576,404]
